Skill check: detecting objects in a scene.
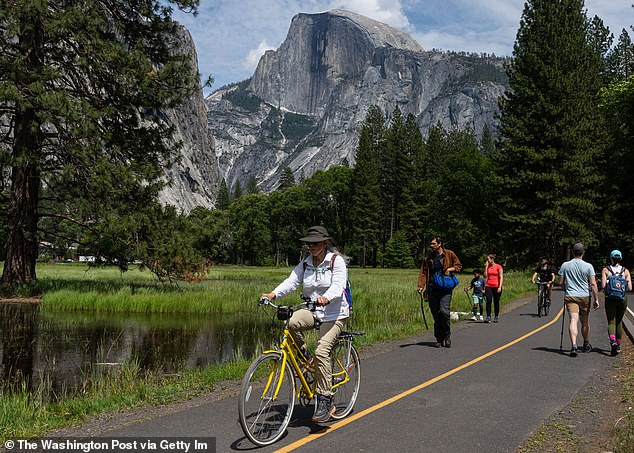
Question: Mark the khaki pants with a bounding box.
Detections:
[289,309,346,397]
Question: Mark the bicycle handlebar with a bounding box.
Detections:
[258,296,317,311]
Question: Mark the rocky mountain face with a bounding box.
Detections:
[158,27,220,211]
[207,9,509,193]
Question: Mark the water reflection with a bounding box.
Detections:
[0,304,270,398]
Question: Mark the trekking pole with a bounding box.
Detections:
[559,306,566,351]
[464,288,472,306]
[418,291,428,330]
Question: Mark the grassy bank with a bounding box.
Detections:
[1,264,534,442]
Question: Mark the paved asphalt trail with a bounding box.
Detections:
[102,289,615,452]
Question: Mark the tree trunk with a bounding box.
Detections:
[2,162,40,285]
[2,13,44,286]
[2,104,42,286]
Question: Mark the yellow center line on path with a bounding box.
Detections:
[275,307,564,453]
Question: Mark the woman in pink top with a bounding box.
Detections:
[484,254,504,323]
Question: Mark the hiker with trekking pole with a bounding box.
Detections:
[417,236,462,348]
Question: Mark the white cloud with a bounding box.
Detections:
[329,0,412,29]
[244,40,275,71]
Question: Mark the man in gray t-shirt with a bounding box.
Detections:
[558,243,599,356]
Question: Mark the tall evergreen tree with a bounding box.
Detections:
[382,107,412,240]
[246,175,259,194]
[231,180,243,201]
[278,166,295,190]
[0,0,199,285]
[600,75,634,255]
[495,0,607,262]
[216,178,230,210]
[606,29,634,81]
[350,106,384,267]
[398,113,426,260]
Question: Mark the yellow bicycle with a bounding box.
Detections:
[238,296,363,446]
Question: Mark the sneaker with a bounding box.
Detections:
[617,344,622,353]
[434,339,442,348]
[478,315,484,321]
[582,341,592,353]
[312,395,336,423]
[443,335,451,348]
[470,316,477,321]
[611,341,618,356]
[570,345,578,357]
[493,316,499,323]
[485,316,491,323]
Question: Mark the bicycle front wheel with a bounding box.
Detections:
[537,287,544,317]
[330,341,361,420]
[238,352,295,447]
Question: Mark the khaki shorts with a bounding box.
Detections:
[565,296,591,316]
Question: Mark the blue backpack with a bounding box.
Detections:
[605,266,627,300]
[303,255,353,312]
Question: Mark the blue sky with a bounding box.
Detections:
[171,0,633,94]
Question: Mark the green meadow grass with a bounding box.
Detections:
[0,263,533,442]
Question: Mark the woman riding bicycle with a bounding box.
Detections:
[260,225,349,423]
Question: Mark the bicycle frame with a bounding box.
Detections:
[262,328,316,400]
[260,325,353,404]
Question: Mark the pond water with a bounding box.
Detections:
[0,303,273,398]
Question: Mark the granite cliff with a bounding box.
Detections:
[158,27,220,211]
[207,9,509,192]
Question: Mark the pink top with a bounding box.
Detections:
[486,264,503,288]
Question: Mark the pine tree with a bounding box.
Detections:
[278,166,295,190]
[0,0,199,285]
[350,106,384,267]
[382,107,411,240]
[246,175,259,194]
[495,0,607,262]
[600,75,634,255]
[398,113,426,260]
[216,178,230,210]
[606,29,634,81]
[231,180,243,201]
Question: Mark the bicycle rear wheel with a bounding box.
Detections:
[330,341,361,420]
[238,352,295,447]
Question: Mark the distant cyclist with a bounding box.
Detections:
[260,225,349,423]
[601,250,632,356]
[531,258,556,302]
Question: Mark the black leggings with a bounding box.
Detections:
[485,286,502,317]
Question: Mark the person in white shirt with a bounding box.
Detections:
[260,225,349,423]
[601,250,632,356]
[558,243,599,357]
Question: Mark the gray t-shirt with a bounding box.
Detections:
[558,258,595,297]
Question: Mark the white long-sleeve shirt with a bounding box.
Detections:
[272,252,349,322]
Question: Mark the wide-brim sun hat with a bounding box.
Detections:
[300,225,331,243]
[610,249,622,259]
